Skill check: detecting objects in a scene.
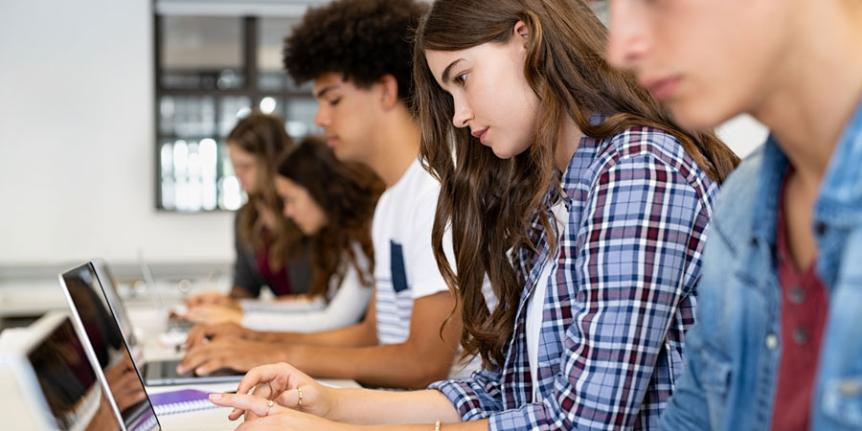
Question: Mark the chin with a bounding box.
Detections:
[489,143,520,160]
[332,146,354,163]
[667,98,733,131]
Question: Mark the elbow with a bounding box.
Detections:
[402,369,450,390]
[400,355,453,389]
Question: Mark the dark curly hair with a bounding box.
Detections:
[283,0,428,109]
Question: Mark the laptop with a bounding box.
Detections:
[0,311,158,431]
[92,258,139,348]
[59,262,243,386]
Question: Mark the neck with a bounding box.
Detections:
[554,115,584,171]
[752,1,862,191]
[365,106,422,187]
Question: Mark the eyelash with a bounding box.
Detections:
[454,72,469,86]
[329,97,342,106]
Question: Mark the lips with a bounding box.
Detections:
[641,76,682,102]
[471,127,489,145]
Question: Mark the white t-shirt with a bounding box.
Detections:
[526,203,568,402]
[240,243,373,333]
[373,159,452,345]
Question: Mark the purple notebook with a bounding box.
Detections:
[149,389,220,415]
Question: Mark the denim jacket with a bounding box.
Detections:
[661,100,862,430]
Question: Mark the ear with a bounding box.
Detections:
[513,20,529,45]
[377,74,401,111]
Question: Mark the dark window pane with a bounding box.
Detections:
[161,16,244,90]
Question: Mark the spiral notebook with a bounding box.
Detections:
[149,389,220,416]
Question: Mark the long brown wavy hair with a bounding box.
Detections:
[277,137,385,298]
[228,112,303,272]
[414,0,740,368]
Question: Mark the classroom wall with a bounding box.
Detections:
[0,0,769,267]
[0,0,234,266]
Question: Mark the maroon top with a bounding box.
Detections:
[255,237,293,296]
[770,172,830,431]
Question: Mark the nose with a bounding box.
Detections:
[314,104,330,129]
[605,0,649,71]
[451,95,473,129]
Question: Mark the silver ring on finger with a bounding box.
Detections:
[265,399,274,416]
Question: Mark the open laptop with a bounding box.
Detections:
[59,262,243,386]
[92,259,139,348]
[0,311,158,431]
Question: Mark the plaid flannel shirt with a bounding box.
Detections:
[431,126,721,430]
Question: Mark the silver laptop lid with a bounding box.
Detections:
[0,312,124,431]
[59,262,160,431]
[92,259,138,349]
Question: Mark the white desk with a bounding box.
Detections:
[129,303,359,431]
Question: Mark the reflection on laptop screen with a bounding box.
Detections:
[93,259,138,348]
[61,263,160,431]
[28,318,120,430]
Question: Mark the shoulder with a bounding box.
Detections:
[600,126,715,190]
[571,127,719,213]
[379,160,441,214]
[704,146,765,250]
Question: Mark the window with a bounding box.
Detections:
[155,14,318,212]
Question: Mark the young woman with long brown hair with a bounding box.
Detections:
[183,112,308,309]
[206,1,739,429]
[180,136,383,332]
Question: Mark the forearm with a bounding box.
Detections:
[331,388,461,425]
[254,320,377,347]
[229,286,255,299]
[282,341,454,389]
[352,420,487,431]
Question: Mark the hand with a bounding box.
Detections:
[178,338,289,376]
[209,393,353,431]
[235,407,353,431]
[185,291,237,308]
[216,362,335,421]
[183,305,243,325]
[185,322,257,350]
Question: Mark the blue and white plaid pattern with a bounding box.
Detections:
[431,127,721,430]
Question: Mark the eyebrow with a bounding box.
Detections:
[314,85,339,99]
[441,59,465,84]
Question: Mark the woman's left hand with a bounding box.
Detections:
[210,393,355,431]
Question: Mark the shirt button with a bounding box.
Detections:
[788,287,805,304]
[766,334,779,350]
[793,328,810,345]
[815,223,828,236]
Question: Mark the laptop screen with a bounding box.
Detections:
[61,263,160,431]
[92,260,137,348]
[28,318,121,430]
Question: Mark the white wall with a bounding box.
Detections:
[718,114,769,159]
[0,0,769,266]
[0,0,234,266]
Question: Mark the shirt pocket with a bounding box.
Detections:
[822,375,862,427]
[699,347,733,429]
[389,240,409,293]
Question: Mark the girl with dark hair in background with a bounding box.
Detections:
[184,112,309,311]
[181,136,383,333]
